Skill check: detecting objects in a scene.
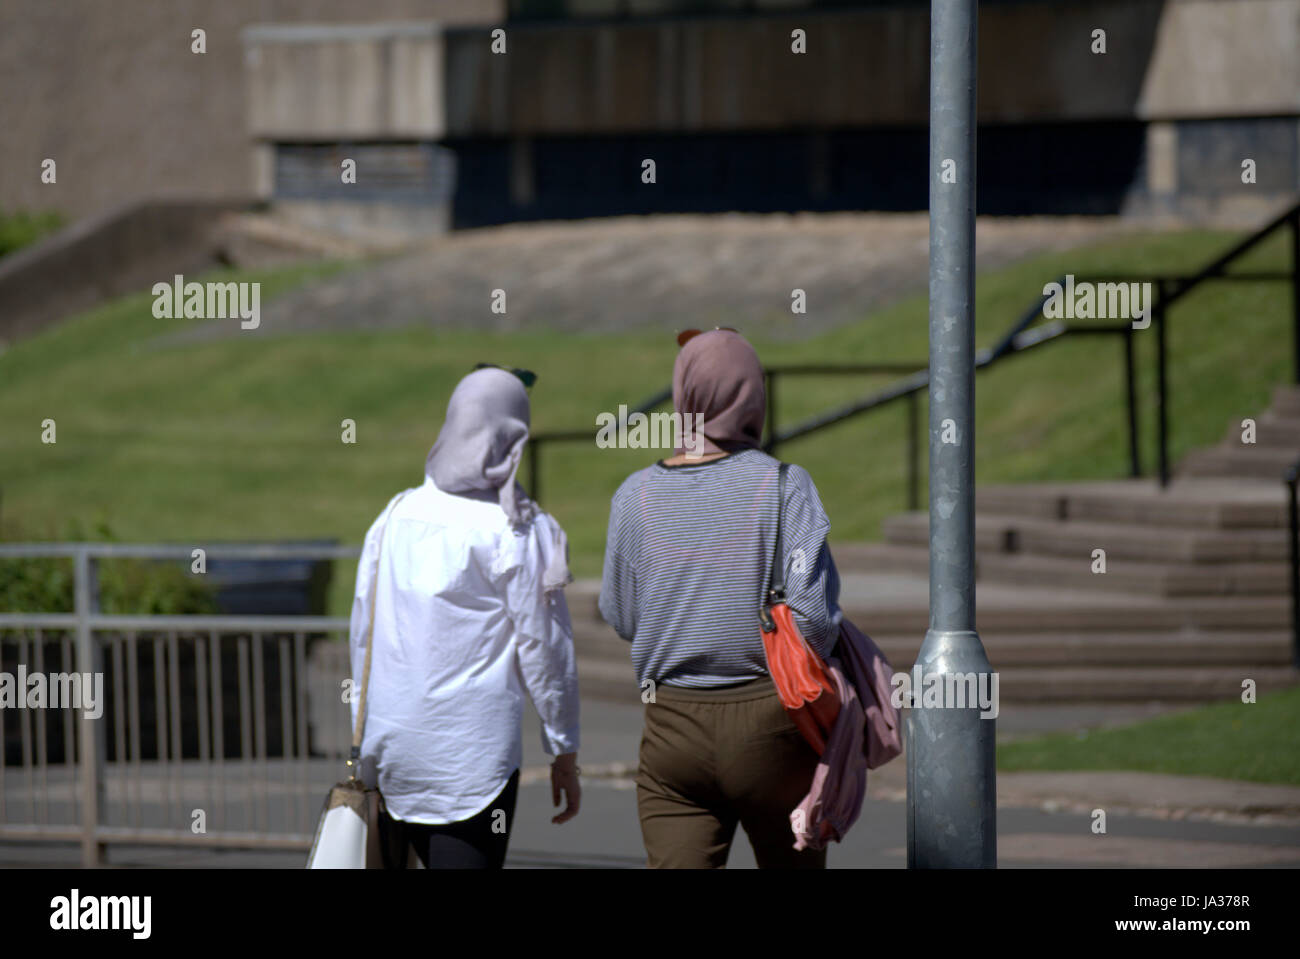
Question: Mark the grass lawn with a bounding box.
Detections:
[998,687,1300,785]
[0,225,1292,616]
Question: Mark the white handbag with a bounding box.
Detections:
[306,781,370,869]
[306,493,408,869]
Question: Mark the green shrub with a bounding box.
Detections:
[0,210,64,257]
[0,520,216,614]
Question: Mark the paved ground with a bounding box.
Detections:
[512,700,1300,868]
[3,698,1298,868]
[5,790,1298,869]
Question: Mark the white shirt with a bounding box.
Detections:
[348,475,580,824]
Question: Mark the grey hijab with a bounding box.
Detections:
[425,368,571,589]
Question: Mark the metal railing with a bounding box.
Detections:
[525,387,671,505]
[6,207,1295,868]
[523,302,1145,511]
[526,199,1300,510]
[0,543,361,867]
[1286,458,1300,669]
[523,199,1300,669]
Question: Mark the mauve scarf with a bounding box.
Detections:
[672,329,766,456]
[425,368,570,589]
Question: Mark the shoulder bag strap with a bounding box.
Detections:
[767,462,789,605]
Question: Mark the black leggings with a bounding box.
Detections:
[379,770,520,869]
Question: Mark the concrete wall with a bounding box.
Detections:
[432,0,1299,225]
[244,22,446,141]
[0,199,249,344]
[443,0,1300,136]
[0,0,502,221]
[1,0,1295,226]
[1136,0,1300,119]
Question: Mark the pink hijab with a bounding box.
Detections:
[672,329,766,456]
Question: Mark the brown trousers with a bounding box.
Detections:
[636,675,827,869]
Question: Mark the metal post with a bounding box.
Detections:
[765,370,778,454]
[1155,280,1170,488]
[907,0,996,869]
[1288,473,1300,668]
[527,438,540,504]
[906,391,919,511]
[1123,326,1141,477]
[74,548,104,867]
[1291,212,1300,385]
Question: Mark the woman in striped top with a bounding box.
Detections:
[599,328,843,869]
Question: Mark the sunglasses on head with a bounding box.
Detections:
[676,327,739,347]
[474,362,537,388]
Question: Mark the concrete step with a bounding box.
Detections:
[842,564,1291,632]
[565,576,1297,703]
[970,549,1286,597]
[1228,411,1300,450]
[1269,385,1300,417]
[574,664,1299,704]
[975,479,1286,530]
[572,655,1299,705]
[832,541,931,576]
[574,570,1292,635]
[870,631,1294,668]
[835,540,1288,597]
[857,599,1290,636]
[883,510,1018,554]
[576,611,1294,670]
[572,619,630,663]
[882,511,1288,563]
[566,417,1300,708]
[1181,444,1298,481]
[576,657,642,706]
[985,666,1299,703]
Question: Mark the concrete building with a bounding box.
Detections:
[1,0,1297,229]
[0,0,501,221]
[459,0,1300,223]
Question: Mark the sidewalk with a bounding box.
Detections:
[2,697,1296,868]
[525,699,1300,827]
[512,697,1300,868]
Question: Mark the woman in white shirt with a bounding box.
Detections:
[349,366,582,868]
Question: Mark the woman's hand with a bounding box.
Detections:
[550,753,581,824]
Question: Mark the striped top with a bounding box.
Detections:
[599,447,842,689]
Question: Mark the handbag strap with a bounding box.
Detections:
[766,462,789,605]
[349,490,409,778]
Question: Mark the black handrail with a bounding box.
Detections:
[1286,456,1300,669]
[527,197,1299,511]
[523,197,1300,673]
[764,318,1142,502]
[525,386,671,504]
[760,199,1299,496]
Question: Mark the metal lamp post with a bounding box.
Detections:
[906,0,997,869]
